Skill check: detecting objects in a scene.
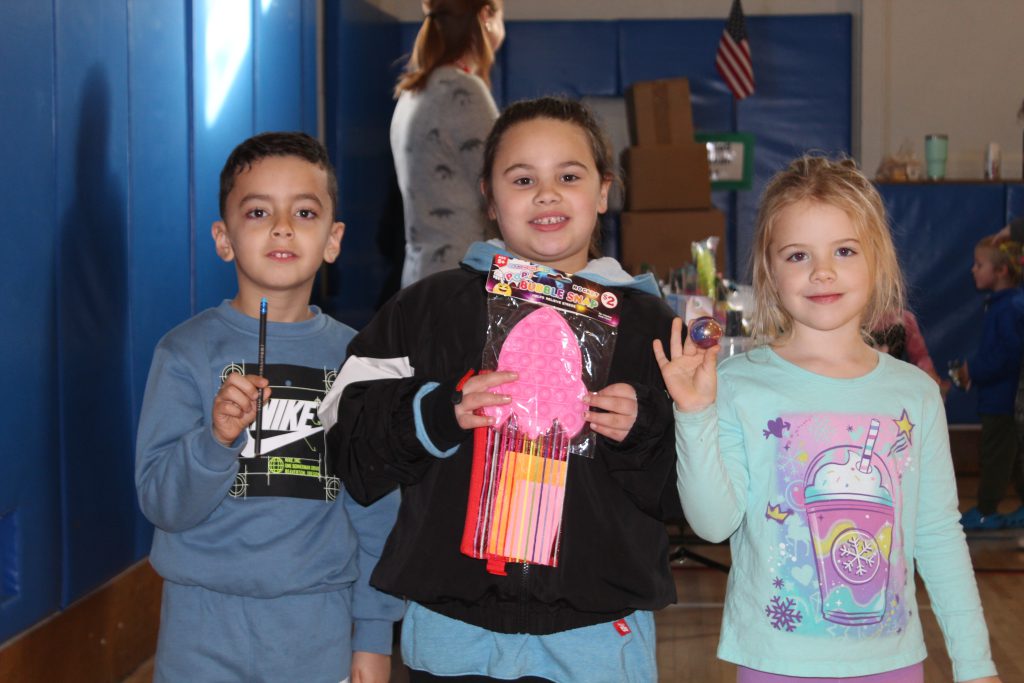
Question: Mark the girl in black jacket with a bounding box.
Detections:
[322,96,681,683]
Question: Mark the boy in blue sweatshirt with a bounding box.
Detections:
[136,132,402,683]
[958,236,1024,530]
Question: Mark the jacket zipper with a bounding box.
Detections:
[519,562,530,632]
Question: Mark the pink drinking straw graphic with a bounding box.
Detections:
[462,307,583,571]
[803,418,895,626]
[857,419,880,474]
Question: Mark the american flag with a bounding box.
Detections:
[716,0,755,100]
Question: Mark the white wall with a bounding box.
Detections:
[374,0,1024,180]
[862,0,1024,180]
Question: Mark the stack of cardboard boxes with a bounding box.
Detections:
[619,78,726,279]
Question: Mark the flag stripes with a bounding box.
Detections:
[716,0,755,100]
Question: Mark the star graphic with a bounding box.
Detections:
[893,409,915,445]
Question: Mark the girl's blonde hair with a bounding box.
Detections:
[976,236,1024,286]
[394,0,500,97]
[750,155,905,345]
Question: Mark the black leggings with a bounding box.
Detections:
[406,669,555,683]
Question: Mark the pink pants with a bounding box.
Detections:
[737,663,924,683]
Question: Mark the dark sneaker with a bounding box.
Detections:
[960,507,1005,530]
[1001,506,1024,529]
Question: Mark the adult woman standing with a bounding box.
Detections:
[391,0,505,287]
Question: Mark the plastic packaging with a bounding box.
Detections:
[461,256,621,572]
[691,236,719,298]
[479,256,620,457]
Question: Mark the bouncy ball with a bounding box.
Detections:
[689,316,723,349]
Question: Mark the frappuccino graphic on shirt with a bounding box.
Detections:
[760,411,915,636]
[803,418,899,625]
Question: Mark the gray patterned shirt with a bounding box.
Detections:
[391,66,499,287]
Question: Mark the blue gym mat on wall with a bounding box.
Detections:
[0,0,318,645]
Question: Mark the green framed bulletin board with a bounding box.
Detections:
[695,132,755,190]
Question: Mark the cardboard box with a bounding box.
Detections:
[619,209,726,277]
[623,144,712,211]
[626,78,695,146]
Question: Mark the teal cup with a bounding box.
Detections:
[924,134,948,180]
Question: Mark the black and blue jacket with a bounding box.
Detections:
[322,241,683,635]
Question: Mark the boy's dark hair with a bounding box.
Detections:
[480,96,617,258]
[218,131,338,218]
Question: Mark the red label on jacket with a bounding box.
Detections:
[613,618,631,636]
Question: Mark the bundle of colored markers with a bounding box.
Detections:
[461,306,588,572]
[462,415,571,571]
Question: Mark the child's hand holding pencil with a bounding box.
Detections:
[212,373,271,447]
[212,297,270,449]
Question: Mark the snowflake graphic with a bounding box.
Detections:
[831,529,880,583]
[777,447,805,480]
[765,595,802,632]
[772,577,785,589]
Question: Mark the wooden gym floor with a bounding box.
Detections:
[121,479,1024,682]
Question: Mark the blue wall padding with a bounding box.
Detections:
[324,2,407,328]
[127,3,192,559]
[54,0,137,607]
[734,15,852,279]
[502,22,621,101]
[879,183,1009,424]
[192,0,256,313]
[1,511,20,602]
[194,0,321,309]
[0,0,63,645]
[1006,184,1024,225]
[255,0,317,133]
[301,0,319,136]
[0,0,318,643]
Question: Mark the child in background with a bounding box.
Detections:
[320,97,680,682]
[992,219,1024,529]
[656,156,999,682]
[136,132,403,683]
[956,237,1024,530]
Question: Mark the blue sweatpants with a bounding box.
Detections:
[154,581,352,683]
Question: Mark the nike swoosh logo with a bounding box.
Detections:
[240,423,322,458]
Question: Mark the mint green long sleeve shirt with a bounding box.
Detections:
[674,347,997,681]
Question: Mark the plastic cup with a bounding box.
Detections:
[924,134,948,180]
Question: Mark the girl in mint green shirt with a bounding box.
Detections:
[655,156,1000,683]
